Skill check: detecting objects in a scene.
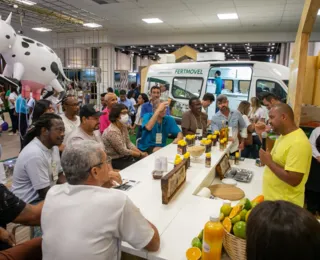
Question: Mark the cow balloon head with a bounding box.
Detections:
[0,13,15,53]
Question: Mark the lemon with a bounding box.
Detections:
[245,209,252,222]
[238,198,252,210]
[233,221,247,239]
[191,237,202,250]
[239,209,248,221]
[219,212,225,222]
[231,214,241,224]
[197,230,203,242]
[251,201,259,208]
[220,204,232,217]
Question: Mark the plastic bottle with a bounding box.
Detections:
[202,214,224,260]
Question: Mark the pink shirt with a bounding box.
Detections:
[99,107,111,134]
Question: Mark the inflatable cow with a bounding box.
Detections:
[0,12,68,100]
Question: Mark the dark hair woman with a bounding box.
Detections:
[102,103,148,170]
[247,200,320,260]
[132,93,149,140]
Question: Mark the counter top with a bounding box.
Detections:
[119,143,264,259]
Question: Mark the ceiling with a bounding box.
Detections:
[0,0,318,35]
[115,42,281,62]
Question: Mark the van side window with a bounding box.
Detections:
[256,79,287,101]
[172,77,203,99]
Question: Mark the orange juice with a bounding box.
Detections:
[202,215,224,260]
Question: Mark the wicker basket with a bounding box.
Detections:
[223,229,247,260]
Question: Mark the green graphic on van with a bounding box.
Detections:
[175,69,203,75]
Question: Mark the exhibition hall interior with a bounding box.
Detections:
[0,0,320,260]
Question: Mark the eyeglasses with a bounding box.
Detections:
[89,156,112,171]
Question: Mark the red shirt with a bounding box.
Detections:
[99,107,111,134]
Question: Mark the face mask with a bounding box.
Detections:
[119,114,129,124]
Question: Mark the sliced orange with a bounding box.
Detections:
[186,247,202,260]
[252,195,264,204]
[222,217,232,233]
[229,205,243,219]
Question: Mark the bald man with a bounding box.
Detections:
[99,93,118,134]
[259,104,312,207]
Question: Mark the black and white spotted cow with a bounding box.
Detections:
[0,12,68,100]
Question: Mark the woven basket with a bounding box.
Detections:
[223,229,247,260]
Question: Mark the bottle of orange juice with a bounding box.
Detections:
[202,214,224,260]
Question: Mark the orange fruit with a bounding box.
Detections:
[252,195,264,204]
[222,217,232,233]
[229,205,243,219]
[233,221,247,239]
[186,247,202,260]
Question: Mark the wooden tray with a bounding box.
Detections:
[208,184,245,201]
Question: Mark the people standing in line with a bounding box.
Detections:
[8,86,18,136]
[141,86,170,117]
[15,92,29,150]
[181,97,208,138]
[41,141,160,260]
[246,200,320,260]
[12,113,65,204]
[100,93,118,134]
[102,104,148,170]
[305,127,320,215]
[214,71,223,96]
[139,101,183,154]
[211,95,247,155]
[60,95,80,143]
[237,101,255,158]
[259,104,312,207]
[132,93,149,140]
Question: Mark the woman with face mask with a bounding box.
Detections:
[102,103,148,170]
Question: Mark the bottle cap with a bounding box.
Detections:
[210,213,220,222]
[223,200,231,206]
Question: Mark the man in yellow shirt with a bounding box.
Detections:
[259,104,312,207]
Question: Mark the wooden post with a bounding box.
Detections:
[287,0,320,125]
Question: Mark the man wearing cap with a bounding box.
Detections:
[65,104,122,185]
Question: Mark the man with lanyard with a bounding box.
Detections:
[259,104,312,207]
[211,95,247,155]
[141,86,170,117]
[181,97,208,139]
[139,100,183,154]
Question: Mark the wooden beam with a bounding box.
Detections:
[287,0,320,125]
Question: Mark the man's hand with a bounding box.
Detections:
[156,102,168,113]
[141,152,148,158]
[317,156,320,163]
[255,122,266,135]
[0,228,15,247]
[259,148,272,166]
[238,141,245,151]
[109,171,122,185]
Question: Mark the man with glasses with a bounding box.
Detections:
[41,141,160,260]
[60,95,80,143]
[65,104,122,184]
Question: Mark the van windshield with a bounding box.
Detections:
[283,80,289,86]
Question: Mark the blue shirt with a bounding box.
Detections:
[15,95,28,114]
[211,109,246,132]
[118,98,135,115]
[140,102,170,117]
[215,77,223,95]
[138,113,181,151]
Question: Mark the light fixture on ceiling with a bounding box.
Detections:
[15,0,36,5]
[142,18,163,24]
[194,44,197,47]
[271,46,275,49]
[83,23,102,28]
[219,44,222,46]
[140,48,142,51]
[150,45,154,47]
[172,44,175,47]
[225,43,227,46]
[158,48,162,51]
[200,47,203,50]
[204,44,207,47]
[318,9,320,15]
[165,49,169,53]
[269,57,273,62]
[217,13,238,20]
[32,27,52,32]
[268,43,271,46]
[13,4,18,8]
[272,43,275,45]
[222,47,225,49]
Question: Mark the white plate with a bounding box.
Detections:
[222,178,237,186]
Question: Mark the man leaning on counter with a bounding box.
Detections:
[259,104,312,207]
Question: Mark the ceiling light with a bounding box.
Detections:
[217,13,238,20]
[158,48,162,51]
[268,43,271,46]
[204,44,207,47]
[225,44,227,46]
[172,44,175,47]
[142,18,163,24]
[32,27,52,32]
[15,0,36,5]
[165,49,169,53]
[194,44,197,47]
[272,43,275,45]
[272,46,275,49]
[200,47,203,50]
[222,47,225,49]
[269,58,273,62]
[318,9,320,15]
[219,44,222,46]
[150,45,154,47]
[140,48,142,51]
[13,4,18,8]
[83,23,102,28]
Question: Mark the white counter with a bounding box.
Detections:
[119,143,264,260]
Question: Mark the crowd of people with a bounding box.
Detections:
[0,81,319,260]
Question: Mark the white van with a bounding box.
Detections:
[144,61,289,121]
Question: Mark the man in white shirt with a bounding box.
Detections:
[60,95,80,143]
[41,141,160,260]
